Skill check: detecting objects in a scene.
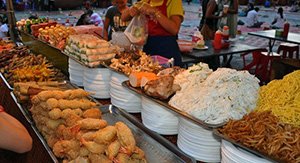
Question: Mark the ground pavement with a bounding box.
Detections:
[13,2,300,70]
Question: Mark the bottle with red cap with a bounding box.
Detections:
[222,26,229,40]
[213,30,222,50]
[282,21,290,38]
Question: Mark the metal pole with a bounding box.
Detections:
[6,0,19,43]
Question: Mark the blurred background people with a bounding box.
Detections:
[86,9,103,26]
[0,105,32,153]
[103,0,129,41]
[246,7,263,28]
[76,13,92,26]
[201,0,226,40]
[122,0,184,66]
[271,7,286,29]
[226,0,238,38]
[0,15,8,38]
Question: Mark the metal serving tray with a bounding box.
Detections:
[122,81,225,129]
[213,129,279,163]
[0,73,13,90]
[101,105,196,163]
[14,101,195,163]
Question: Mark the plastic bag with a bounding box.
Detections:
[124,14,148,46]
[111,31,131,51]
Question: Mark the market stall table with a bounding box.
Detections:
[183,40,264,70]
[248,30,300,53]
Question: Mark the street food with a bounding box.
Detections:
[218,111,300,162]
[170,68,260,124]
[255,70,300,126]
[30,89,147,162]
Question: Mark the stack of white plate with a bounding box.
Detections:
[83,67,111,99]
[110,71,142,113]
[221,140,271,163]
[68,58,84,86]
[141,97,178,135]
[177,118,221,162]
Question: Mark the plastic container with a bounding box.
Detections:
[151,55,171,68]
[213,30,222,50]
[177,40,194,53]
[282,21,290,38]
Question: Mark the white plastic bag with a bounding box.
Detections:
[111,31,131,51]
[124,14,148,46]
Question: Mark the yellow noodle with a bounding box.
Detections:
[256,70,300,126]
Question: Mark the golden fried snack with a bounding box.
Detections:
[66,114,82,127]
[58,99,96,110]
[66,156,89,163]
[88,154,112,163]
[78,118,107,130]
[83,108,101,119]
[46,98,59,110]
[46,119,63,130]
[115,153,129,163]
[48,108,62,120]
[64,89,90,99]
[94,126,117,145]
[115,122,136,155]
[107,140,121,160]
[79,147,90,157]
[79,131,97,141]
[131,147,146,160]
[53,140,80,160]
[81,138,107,154]
[37,90,65,101]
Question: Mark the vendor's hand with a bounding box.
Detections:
[221,12,227,17]
[129,6,140,17]
[139,3,157,16]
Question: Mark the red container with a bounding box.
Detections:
[213,31,222,50]
[282,22,290,38]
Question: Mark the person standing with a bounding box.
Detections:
[199,0,210,30]
[121,0,184,67]
[227,0,238,38]
[103,0,129,41]
[201,0,226,40]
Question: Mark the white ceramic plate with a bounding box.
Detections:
[193,45,208,50]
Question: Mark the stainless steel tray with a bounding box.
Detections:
[122,81,225,129]
[0,73,13,90]
[101,105,195,163]
[213,129,279,163]
[10,91,33,124]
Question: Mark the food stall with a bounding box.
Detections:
[1,1,300,162]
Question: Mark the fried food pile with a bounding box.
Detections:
[30,89,147,163]
[218,111,300,162]
[13,81,69,103]
[256,70,300,126]
[110,51,162,76]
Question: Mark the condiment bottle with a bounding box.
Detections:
[213,30,222,49]
[222,26,229,40]
[282,21,290,38]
